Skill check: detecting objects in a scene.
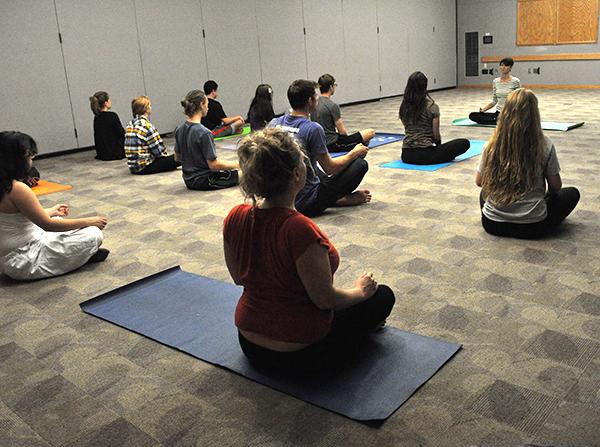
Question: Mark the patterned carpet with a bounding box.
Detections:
[1,88,599,446]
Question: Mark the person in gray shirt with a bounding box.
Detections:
[469,57,521,125]
[476,88,579,238]
[175,90,239,190]
[310,74,375,152]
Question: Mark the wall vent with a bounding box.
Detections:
[465,32,479,77]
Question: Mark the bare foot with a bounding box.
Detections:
[335,190,372,207]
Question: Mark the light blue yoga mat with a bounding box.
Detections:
[330,132,405,158]
[452,117,584,131]
[380,139,485,171]
[80,266,461,422]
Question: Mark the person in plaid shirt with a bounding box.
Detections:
[124,96,179,175]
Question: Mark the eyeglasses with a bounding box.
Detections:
[334,83,338,87]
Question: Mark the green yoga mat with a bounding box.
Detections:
[452,118,584,132]
[214,125,251,141]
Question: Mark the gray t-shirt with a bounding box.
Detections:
[492,76,521,112]
[310,96,341,146]
[401,99,440,149]
[479,136,560,223]
[174,121,217,186]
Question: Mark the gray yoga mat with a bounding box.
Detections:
[452,117,584,131]
[80,266,461,421]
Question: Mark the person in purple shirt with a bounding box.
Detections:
[267,79,371,217]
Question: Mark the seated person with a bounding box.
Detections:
[246,84,275,131]
[399,71,469,165]
[224,128,395,373]
[268,79,371,217]
[124,96,180,175]
[89,91,125,160]
[174,90,239,190]
[311,74,375,152]
[0,131,108,281]
[476,88,579,239]
[469,57,521,125]
[201,80,245,138]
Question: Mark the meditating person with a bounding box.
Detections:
[399,72,469,165]
[174,90,239,190]
[246,84,275,131]
[311,73,375,151]
[469,57,521,125]
[223,128,395,372]
[268,79,371,217]
[476,88,580,239]
[124,96,179,175]
[0,131,108,281]
[201,80,245,137]
[89,91,125,160]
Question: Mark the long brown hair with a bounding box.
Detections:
[481,88,546,206]
[399,71,434,125]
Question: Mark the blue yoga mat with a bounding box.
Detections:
[330,132,405,158]
[452,117,584,131]
[80,266,461,421]
[380,139,485,171]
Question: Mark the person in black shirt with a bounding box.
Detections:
[89,91,125,160]
[201,80,245,138]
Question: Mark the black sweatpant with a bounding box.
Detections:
[480,187,580,239]
[469,111,499,125]
[185,170,239,191]
[298,157,368,217]
[238,284,396,374]
[401,139,470,165]
[134,155,180,175]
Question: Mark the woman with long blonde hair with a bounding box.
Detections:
[476,88,579,238]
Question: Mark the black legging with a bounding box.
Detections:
[298,157,368,217]
[480,187,580,239]
[469,111,499,125]
[134,155,180,175]
[238,284,396,374]
[185,170,239,191]
[401,139,470,165]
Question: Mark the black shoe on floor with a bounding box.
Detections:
[87,248,110,263]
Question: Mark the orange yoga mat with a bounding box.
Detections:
[31,180,73,196]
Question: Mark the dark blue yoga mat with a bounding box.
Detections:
[380,139,486,171]
[330,132,405,158]
[80,266,461,421]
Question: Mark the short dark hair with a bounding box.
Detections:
[317,74,335,93]
[203,80,218,94]
[0,131,38,201]
[287,79,318,110]
[500,57,514,67]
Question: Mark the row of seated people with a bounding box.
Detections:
[0,72,579,281]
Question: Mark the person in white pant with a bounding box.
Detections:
[0,131,109,281]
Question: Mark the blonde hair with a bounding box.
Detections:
[131,96,151,117]
[237,128,306,204]
[481,88,546,207]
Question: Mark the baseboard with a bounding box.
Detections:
[340,85,457,107]
[460,84,600,89]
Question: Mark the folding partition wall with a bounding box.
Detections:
[0,0,457,155]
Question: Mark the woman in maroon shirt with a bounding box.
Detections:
[223,128,395,372]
